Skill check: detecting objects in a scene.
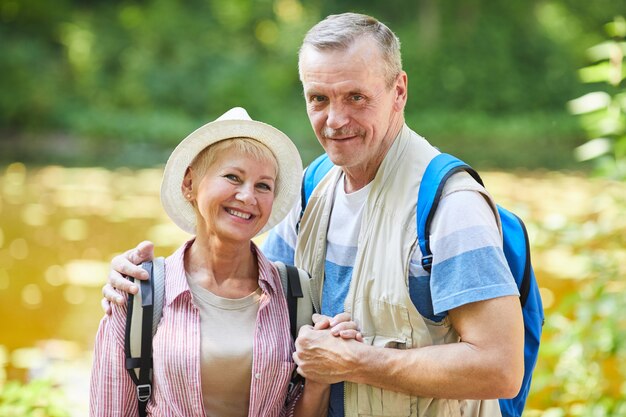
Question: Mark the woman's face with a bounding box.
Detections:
[191,147,277,243]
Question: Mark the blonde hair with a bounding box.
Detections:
[298,12,402,88]
[190,137,278,181]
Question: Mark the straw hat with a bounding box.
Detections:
[160,107,303,236]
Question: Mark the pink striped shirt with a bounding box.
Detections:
[90,241,299,417]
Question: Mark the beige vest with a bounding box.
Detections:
[295,125,502,417]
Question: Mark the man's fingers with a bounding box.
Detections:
[338,330,364,342]
[101,242,153,314]
[111,254,149,281]
[312,313,333,330]
[109,240,154,282]
[127,241,155,265]
[102,283,127,305]
[108,268,139,294]
[313,317,331,330]
[330,312,352,326]
[311,313,329,323]
[110,241,155,281]
[100,297,112,316]
[330,319,360,335]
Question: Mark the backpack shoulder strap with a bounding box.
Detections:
[298,154,335,232]
[124,257,165,417]
[274,261,315,339]
[302,153,335,207]
[417,153,483,272]
[150,257,165,334]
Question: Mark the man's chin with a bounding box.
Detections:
[325,140,360,159]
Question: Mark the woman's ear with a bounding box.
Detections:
[182,167,194,201]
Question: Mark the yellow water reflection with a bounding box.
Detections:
[0,163,191,415]
[0,164,624,416]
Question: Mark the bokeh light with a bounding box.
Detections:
[9,238,28,260]
[21,284,42,308]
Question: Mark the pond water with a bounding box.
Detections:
[0,163,624,415]
[0,163,192,414]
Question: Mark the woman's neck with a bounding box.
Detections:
[184,236,259,298]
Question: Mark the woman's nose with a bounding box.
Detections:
[235,185,256,205]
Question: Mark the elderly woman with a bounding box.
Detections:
[90,108,353,417]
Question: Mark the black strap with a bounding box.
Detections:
[137,271,154,417]
[285,264,303,339]
[513,213,532,307]
[285,265,306,393]
[123,262,155,417]
[296,167,309,234]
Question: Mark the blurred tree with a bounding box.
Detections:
[568,16,626,180]
[1,0,626,168]
[0,379,70,417]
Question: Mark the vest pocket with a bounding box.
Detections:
[415,397,462,417]
[356,335,411,416]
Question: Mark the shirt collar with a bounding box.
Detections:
[164,239,279,306]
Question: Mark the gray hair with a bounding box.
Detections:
[298,13,402,87]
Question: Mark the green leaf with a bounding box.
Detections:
[568,92,611,114]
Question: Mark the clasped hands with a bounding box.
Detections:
[294,313,364,385]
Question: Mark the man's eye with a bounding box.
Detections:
[310,95,327,103]
[351,95,364,101]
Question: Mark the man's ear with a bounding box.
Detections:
[393,71,408,112]
[181,167,194,200]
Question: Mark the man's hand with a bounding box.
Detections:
[293,313,364,384]
[311,312,363,342]
[100,241,155,314]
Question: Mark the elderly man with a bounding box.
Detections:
[105,13,524,417]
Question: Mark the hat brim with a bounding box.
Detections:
[161,117,302,236]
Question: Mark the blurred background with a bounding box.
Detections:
[1,0,625,415]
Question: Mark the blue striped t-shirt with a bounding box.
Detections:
[262,177,519,417]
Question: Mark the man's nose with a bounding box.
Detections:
[326,102,349,130]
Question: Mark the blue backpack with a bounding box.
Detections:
[300,153,544,417]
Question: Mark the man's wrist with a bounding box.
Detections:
[342,339,370,385]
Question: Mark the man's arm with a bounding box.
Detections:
[101,241,155,314]
[293,294,524,399]
[101,195,295,312]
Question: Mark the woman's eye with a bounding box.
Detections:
[224,174,239,182]
[256,183,272,192]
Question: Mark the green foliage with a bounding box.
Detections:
[0,379,70,417]
[525,181,626,416]
[568,16,626,180]
[409,110,583,170]
[2,0,626,169]
[0,0,310,138]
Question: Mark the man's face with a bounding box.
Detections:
[299,37,407,179]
